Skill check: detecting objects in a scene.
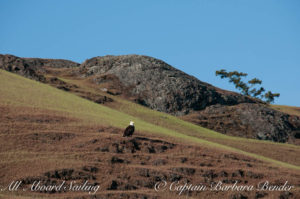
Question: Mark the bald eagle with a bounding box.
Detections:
[123,121,135,137]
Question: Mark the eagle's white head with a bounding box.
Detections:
[129,121,134,126]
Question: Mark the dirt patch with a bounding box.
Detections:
[46,76,114,104]
[94,136,176,154]
[0,105,79,124]
[27,132,75,143]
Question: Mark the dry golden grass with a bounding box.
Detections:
[271,104,300,117]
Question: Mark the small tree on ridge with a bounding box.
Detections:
[215,69,280,103]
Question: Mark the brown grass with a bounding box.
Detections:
[1,69,300,198]
[0,104,300,198]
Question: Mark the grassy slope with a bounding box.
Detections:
[271,104,300,117]
[0,69,299,170]
[58,73,300,167]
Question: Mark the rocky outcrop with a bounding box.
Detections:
[185,103,300,143]
[0,54,79,81]
[80,55,258,115]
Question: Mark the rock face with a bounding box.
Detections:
[80,55,257,115]
[0,54,79,81]
[186,103,300,143]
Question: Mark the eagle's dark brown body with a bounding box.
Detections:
[123,125,135,137]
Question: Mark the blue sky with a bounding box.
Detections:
[1,0,299,106]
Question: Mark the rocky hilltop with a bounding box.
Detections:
[80,55,257,115]
[0,54,79,81]
[1,54,299,143]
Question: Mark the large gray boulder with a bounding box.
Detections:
[80,55,257,115]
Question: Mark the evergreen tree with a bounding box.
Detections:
[215,69,280,103]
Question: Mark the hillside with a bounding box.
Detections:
[2,54,299,144]
[0,54,79,81]
[272,105,300,118]
[0,69,300,199]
